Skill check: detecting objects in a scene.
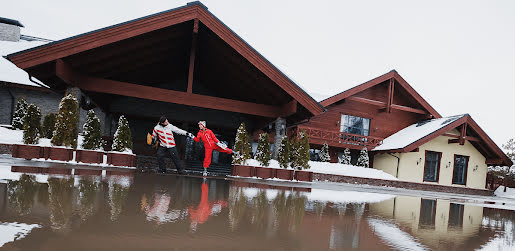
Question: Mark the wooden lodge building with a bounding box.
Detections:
[2,1,511,188]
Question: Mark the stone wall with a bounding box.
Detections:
[0,23,20,42]
[313,173,493,196]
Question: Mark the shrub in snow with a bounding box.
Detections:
[112,115,133,152]
[319,142,330,162]
[341,148,351,165]
[356,147,369,168]
[232,122,251,165]
[12,97,28,130]
[255,133,271,167]
[51,93,79,148]
[82,110,103,150]
[291,131,310,170]
[277,136,290,169]
[41,113,56,139]
[22,104,41,145]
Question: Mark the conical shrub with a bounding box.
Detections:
[277,136,290,169]
[356,147,369,168]
[12,97,28,130]
[319,142,330,162]
[51,93,79,148]
[22,104,41,145]
[112,115,133,152]
[41,113,56,139]
[232,122,251,165]
[82,110,103,150]
[255,133,271,167]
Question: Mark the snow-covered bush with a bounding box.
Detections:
[319,142,330,162]
[291,131,310,170]
[232,122,251,165]
[341,148,351,165]
[12,97,28,130]
[51,93,79,148]
[112,115,133,152]
[277,136,290,169]
[22,104,41,145]
[356,147,369,168]
[82,110,103,150]
[255,133,271,167]
[41,113,56,139]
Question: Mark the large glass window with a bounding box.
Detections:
[453,155,469,185]
[340,114,370,136]
[424,151,441,182]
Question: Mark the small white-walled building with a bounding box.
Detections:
[372,114,512,189]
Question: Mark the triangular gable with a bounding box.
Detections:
[373,114,512,166]
[7,1,324,117]
[320,70,441,118]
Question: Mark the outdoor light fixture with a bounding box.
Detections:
[473,165,479,171]
[446,162,451,168]
[416,157,422,165]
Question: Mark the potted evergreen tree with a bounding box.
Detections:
[319,142,330,162]
[275,135,294,180]
[254,133,274,179]
[356,147,370,168]
[107,116,136,167]
[12,104,43,160]
[231,123,254,177]
[47,93,78,161]
[293,130,313,182]
[12,97,28,130]
[341,148,352,164]
[76,110,104,164]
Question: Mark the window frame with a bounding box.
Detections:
[423,150,442,182]
[452,154,469,185]
[419,199,437,229]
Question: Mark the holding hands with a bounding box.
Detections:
[188,132,195,139]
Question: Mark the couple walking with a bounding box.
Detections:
[152,116,233,176]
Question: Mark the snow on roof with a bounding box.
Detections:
[0,40,49,88]
[373,114,466,151]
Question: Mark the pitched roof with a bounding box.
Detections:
[373,114,512,166]
[0,40,48,88]
[320,70,441,118]
[6,1,324,116]
[0,17,24,27]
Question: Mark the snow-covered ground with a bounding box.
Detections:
[245,159,398,180]
[494,186,515,200]
[0,222,41,248]
[368,218,429,251]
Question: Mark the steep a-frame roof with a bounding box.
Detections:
[373,114,512,166]
[6,1,324,117]
[320,70,441,118]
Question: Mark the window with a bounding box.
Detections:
[448,203,464,228]
[419,199,436,229]
[424,151,441,182]
[340,114,370,136]
[453,155,469,185]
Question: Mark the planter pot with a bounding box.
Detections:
[255,167,275,179]
[11,166,42,174]
[74,169,102,176]
[11,144,43,159]
[76,149,104,164]
[107,152,136,167]
[43,147,74,161]
[47,167,72,175]
[294,170,313,182]
[275,169,294,180]
[231,165,255,177]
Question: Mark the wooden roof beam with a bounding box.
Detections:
[187,19,199,93]
[56,59,289,118]
[348,96,426,114]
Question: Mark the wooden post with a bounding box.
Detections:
[459,123,467,145]
[187,19,199,93]
[386,78,394,113]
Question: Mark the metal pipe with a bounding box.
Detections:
[388,153,401,178]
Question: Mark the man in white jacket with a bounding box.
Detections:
[152,116,194,174]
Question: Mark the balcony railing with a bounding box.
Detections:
[295,125,383,148]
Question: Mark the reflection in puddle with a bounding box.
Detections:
[0,165,514,250]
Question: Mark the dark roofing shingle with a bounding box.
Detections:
[0,17,24,27]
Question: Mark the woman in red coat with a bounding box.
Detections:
[193,121,233,176]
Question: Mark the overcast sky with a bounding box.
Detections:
[3,0,514,147]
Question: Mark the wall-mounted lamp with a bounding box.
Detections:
[416,157,422,165]
[473,165,479,172]
[446,162,451,168]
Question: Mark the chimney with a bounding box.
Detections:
[0,17,24,42]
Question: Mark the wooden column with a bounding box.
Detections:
[187,19,199,93]
[459,123,467,145]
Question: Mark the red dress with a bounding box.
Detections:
[193,129,232,168]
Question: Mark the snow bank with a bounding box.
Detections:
[307,189,395,204]
[0,127,88,149]
[0,40,49,87]
[368,218,429,251]
[374,115,465,151]
[494,186,515,200]
[0,222,41,248]
[477,219,514,251]
[245,159,398,180]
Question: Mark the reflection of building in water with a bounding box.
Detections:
[369,196,486,249]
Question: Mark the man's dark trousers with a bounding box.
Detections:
[157,146,185,173]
